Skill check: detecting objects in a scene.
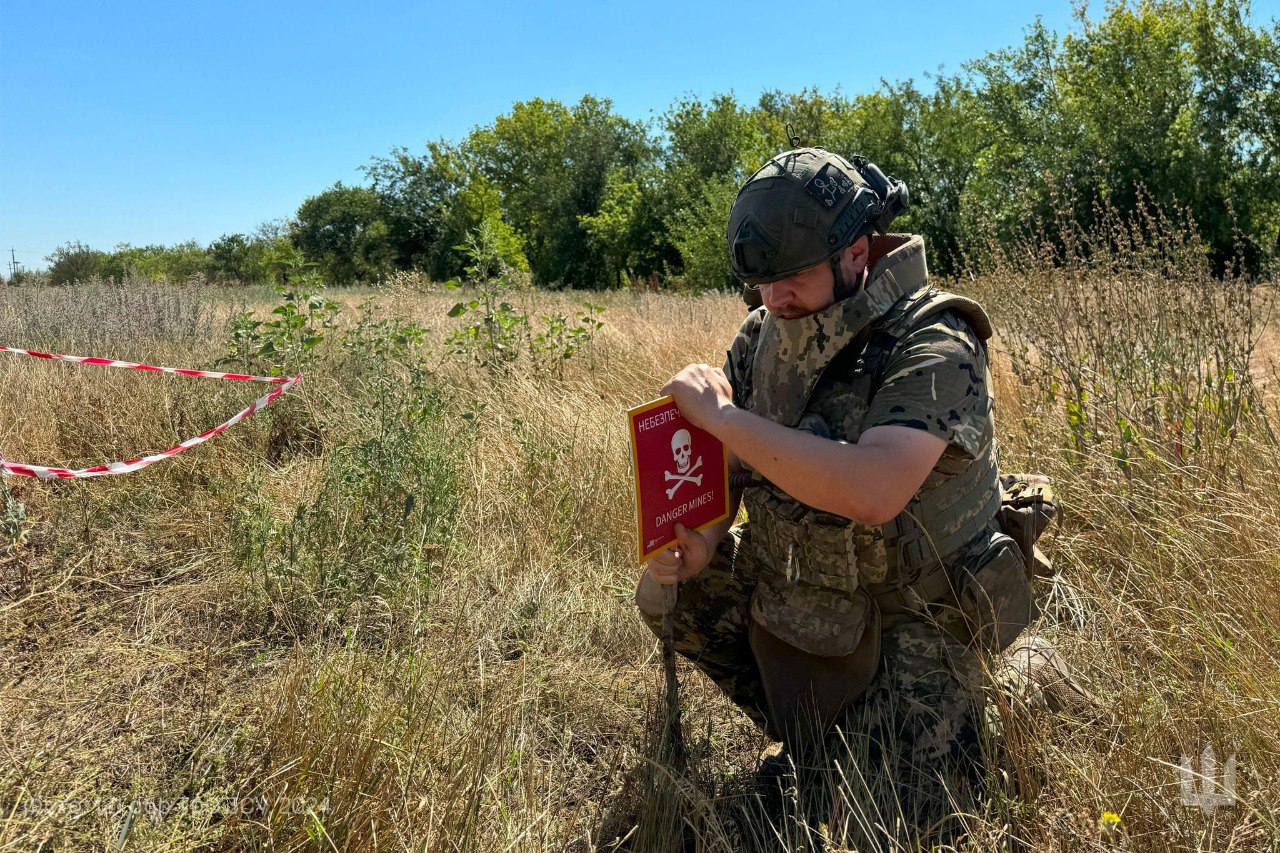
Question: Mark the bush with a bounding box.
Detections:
[220,262,340,378]
[46,241,107,285]
[97,241,210,283]
[668,177,740,292]
[5,268,49,287]
[233,365,459,639]
[969,192,1271,477]
[206,233,270,284]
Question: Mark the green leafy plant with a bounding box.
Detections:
[221,261,340,376]
[231,364,459,637]
[443,281,531,367]
[444,285,606,377]
[1,482,29,559]
[532,302,606,378]
[341,299,429,363]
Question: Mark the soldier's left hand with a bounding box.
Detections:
[661,364,734,431]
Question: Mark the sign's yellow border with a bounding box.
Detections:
[627,395,732,564]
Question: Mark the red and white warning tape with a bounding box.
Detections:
[0,345,281,382]
[0,345,302,479]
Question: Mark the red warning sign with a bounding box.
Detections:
[627,396,731,563]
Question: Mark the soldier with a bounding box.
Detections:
[634,147,1080,832]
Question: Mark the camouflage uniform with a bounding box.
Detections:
[636,233,1004,820]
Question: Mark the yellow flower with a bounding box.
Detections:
[1099,811,1124,845]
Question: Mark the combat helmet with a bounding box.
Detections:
[727,147,908,300]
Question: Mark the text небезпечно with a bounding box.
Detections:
[636,408,679,433]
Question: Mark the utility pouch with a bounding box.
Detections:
[743,487,882,656]
[956,531,1039,652]
[997,473,1057,578]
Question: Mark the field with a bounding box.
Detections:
[2,227,1280,850]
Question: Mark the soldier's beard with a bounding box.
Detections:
[765,288,835,319]
[762,259,863,318]
[769,292,838,319]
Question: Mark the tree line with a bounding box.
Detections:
[18,1,1279,290]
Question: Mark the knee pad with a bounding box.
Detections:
[634,573,667,633]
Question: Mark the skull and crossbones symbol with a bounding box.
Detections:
[665,429,703,499]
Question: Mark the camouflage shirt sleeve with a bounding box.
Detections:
[723,307,767,410]
[862,309,994,460]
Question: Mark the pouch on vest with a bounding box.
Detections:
[956,530,1038,652]
[997,473,1057,578]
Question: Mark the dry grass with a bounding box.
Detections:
[1,247,1278,850]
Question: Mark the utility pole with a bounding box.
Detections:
[8,249,17,278]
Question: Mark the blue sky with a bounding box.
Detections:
[2,0,1276,269]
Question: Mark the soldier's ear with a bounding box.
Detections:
[847,236,871,276]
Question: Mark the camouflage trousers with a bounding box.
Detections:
[635,524,989,825]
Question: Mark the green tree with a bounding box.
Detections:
[101,241,210,282]
[827,78,990,275]
[470,95,653,287]
[663,94,771,185]
[365,140,471,278]
[962,2,1280,269]
[1061,0,1279,267]
[658,94,772,289]
[755,87,861,153]
[292,183,396,284]
[207,233,269,284]
[668,177,743,291]
[961,18,1080,243]
[579,166,673,285]
[46,241,106,285]
[450,179,529,276]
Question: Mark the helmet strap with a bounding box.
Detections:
[830,250,863,301]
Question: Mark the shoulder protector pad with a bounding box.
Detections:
[888,290,993,342]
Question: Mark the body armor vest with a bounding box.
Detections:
[729,235,1002,657]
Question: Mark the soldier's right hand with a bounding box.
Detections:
[645,523,712,585]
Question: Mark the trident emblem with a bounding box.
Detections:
[1179,745,1237,815]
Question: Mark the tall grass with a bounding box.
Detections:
[0,275,220,354]
[1,210,1278,850]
